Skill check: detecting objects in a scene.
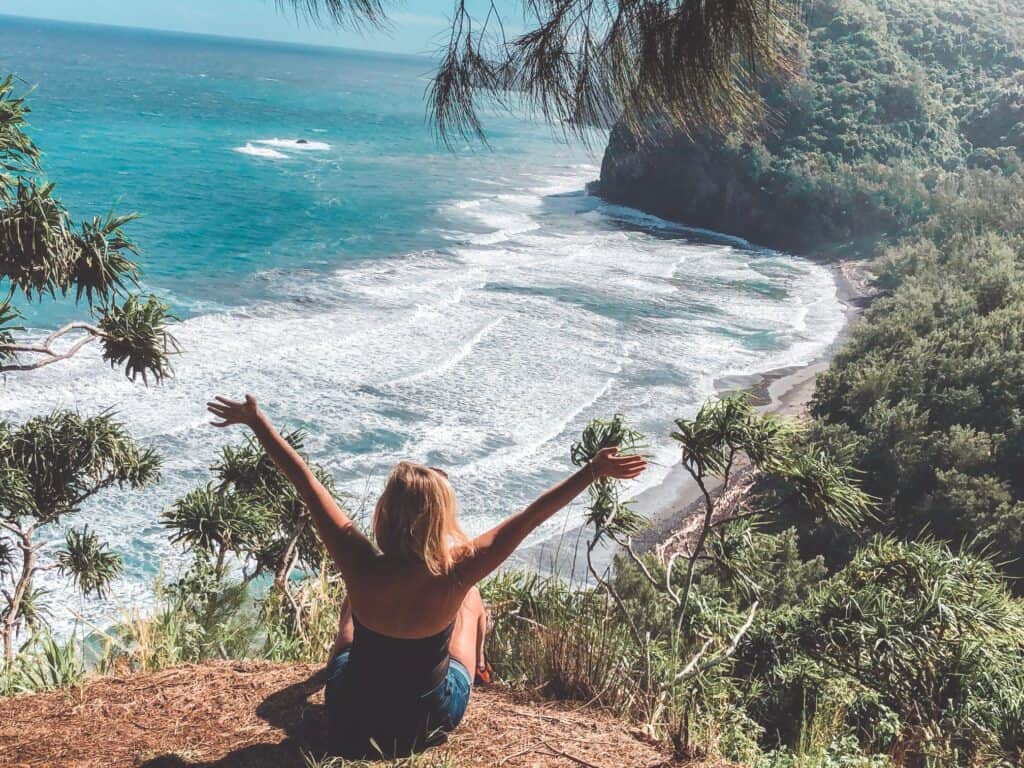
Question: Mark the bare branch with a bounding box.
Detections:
[614,532,665,594]
[665,551,682,604]
[0,520,27,543]
[586,532,646,651]
[0,321,104,372]
[675,635,715,680]
[673,601,759,683]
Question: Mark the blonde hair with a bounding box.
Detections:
[373,462,472,576]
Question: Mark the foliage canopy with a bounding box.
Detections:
[0,76,177,380]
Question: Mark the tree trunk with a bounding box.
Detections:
[273,527,303,593]
[2,528,34,660]
[214,546,226,581]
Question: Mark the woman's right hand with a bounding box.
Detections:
[589,447,647,481]
[207,394,261,429]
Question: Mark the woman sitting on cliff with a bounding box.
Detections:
[206,394,646,757]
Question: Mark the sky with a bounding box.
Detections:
[0,0,514,55]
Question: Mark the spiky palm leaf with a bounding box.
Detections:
[12,582,51,630]
[163,484,275,559]
[56,526,124,598]
[213,430,307,496]
[98,294,179,384]
[0,298,21,361]
[0,75,39,182]
[572,413,647,537]
[280,0,799,145]
[67,211,141,303]
[0,180,72,298]
[6,631,86,693]
[0,535,15,576]
[1,410,162,525]
[794,536,1024,760]
[0,77,178,381]
[671,394,872,529]
[0,464,35,521]
[211,430,318,572]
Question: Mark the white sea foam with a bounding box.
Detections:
[2,162,845,638]
[233,142,288,159]
[253,138,331,151]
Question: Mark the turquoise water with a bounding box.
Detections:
[0,16,845,634]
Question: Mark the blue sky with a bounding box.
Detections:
[0,1,513,55]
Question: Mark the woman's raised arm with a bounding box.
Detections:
[206,395,377,578]
[454,448,647,585]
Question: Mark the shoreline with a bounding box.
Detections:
[519,258,871,574]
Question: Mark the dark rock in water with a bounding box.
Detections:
[297,139,309,144]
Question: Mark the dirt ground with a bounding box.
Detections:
[0,660,681,767]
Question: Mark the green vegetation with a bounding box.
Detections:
[0,412,160,661]
[111,433,346,670]
[12,396,1023,766]
[5,3,1024,768]
[594,1,1024,764]
[0,75,175,673]
[284,0,797,145]
[803,165,1024,584]
[600,0,1024,256]
[0,76,177,379]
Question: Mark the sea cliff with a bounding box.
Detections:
[596,0,1024,257]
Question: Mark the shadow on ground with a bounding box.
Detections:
[139,671,332,768]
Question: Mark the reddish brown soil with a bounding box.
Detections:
[0,661,683,767]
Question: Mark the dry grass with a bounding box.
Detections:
[0,660,692,768]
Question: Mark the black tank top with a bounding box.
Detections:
[347,615,455,693]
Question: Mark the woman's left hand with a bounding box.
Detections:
[206,394,261,429]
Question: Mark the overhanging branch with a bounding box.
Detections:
[0,321,105,372]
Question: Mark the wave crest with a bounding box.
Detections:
[233,143,288,160]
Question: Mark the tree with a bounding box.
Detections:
[808,179,1024,583]
[0,74,173,669]
[571,395,873,754]
[791,537,1024,765]
[0,75,177,380]
[162,430,338,630]
[280,0,800,144]
[0,412,161,660]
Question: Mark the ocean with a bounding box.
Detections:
[0,15,845,635]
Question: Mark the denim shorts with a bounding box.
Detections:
[324,651,471,758]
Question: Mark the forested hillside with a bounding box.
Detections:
[598,0,1024,254]
[597,0,1024,590]
[594,7,1024,760]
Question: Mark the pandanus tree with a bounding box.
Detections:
[0,412,161,660]
[572,395,873,750]
[281,0,800,144]
[789,536,1024,765]
[0,75,177,379]
[163,431,338,627]
[0,76,173,662]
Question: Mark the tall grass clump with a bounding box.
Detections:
[0,631,85,695]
